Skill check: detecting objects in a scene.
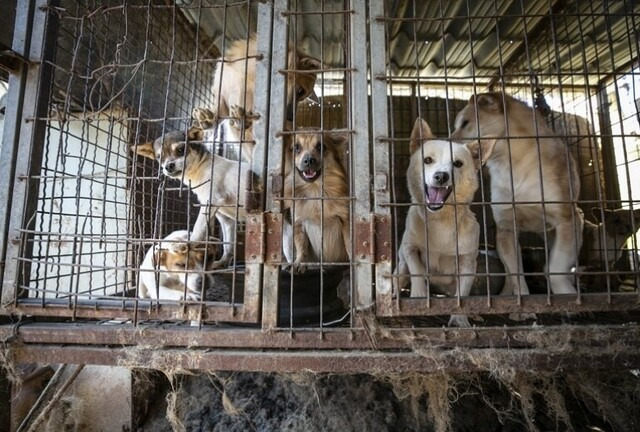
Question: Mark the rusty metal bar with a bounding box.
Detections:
[382,293,640,317]
[261,0,289,330]
[3,322,640,351]
[9,299,250,322]
[349,0,374,311]
[11,344,640,373]
[1,0,58,310]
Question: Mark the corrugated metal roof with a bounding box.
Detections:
[178,0,639,89]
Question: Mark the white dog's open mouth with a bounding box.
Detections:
[297,168,321,182]
[425,185,452,211]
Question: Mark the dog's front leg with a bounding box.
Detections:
[547,216,582,294]
[340,217,352,260]
[448,254,476,327]
[292,221,310,274]
[402,244,428,297]
[282,218,295,264]
[208,213,235,270]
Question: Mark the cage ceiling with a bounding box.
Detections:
[179,0,639,89]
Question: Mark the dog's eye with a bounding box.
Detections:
[461,120,469,129]
[296,87,305,98]
[424,156,433,164]
[175,144,185,156]
[315,142,323,152]
[293,143,301,153]
[175,262,186,269]
[453,160,463,168]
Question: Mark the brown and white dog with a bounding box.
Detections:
[396,118,495,327]
[138,230,211,301]
[451,92,583,296]
[283,129,350,273]
[134,128,248,268]
[192,34,322,161]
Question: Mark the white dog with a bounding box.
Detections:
[138,230,210,301]
[397,118,495,327]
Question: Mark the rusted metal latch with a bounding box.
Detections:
[354,214,392,263]
[245,212,284,264]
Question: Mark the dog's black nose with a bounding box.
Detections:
[433,171,450,185]
[302,155,316,167]
[165,162,175,173]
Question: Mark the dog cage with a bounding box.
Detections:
[0,0,639,373]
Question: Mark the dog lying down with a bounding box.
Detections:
[192,33,322,161]
[396,118,495,327]
[138,230,213,301]
[134,127,249,269]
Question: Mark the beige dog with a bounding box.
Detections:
[283,129,350,273]
[193,34,322,161]
[397,118,495,327]
[138,230,211,301]
[134,128,248,268]
[451,92,583,296]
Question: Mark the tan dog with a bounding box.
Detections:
[396,118,495,327]
[138,230,211,301]
[134,128,248,268]
[193,34,322,161]
[451,92,583,296]
[283,129,350,273]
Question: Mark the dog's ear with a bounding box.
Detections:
[409,118,434,154]
[153,248,167,267]
[133,141,156,160]
[591,207,611,224]
[467,139,496,170]
[475,93,503,112]
[187,127,204,143]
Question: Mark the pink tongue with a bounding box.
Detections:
[304,170,316,179]
[427,187,448,204]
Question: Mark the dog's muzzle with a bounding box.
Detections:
[296,154,321,182]
[163,162,181,177]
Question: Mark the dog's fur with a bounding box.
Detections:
[138,230,211,300]
[134,128,248,268]
[581,207,640,268]
[192,34,322,161]
[283,129,350,273]
[451,92,583,296]
[397,118,495,327]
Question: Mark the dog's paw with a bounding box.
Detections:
[185,291,201,302]
[229,105,254,130]
[448,314,471,327]
[192,107,218,130]
[290,261,307,275]
[208,254,232,270]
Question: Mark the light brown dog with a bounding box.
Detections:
[193,34,322,161]
[134,128,249,268]
[283,129,350,273]
[396,118,495,327]
[451,92,583,296]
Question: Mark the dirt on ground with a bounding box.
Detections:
[137,369,640,432]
